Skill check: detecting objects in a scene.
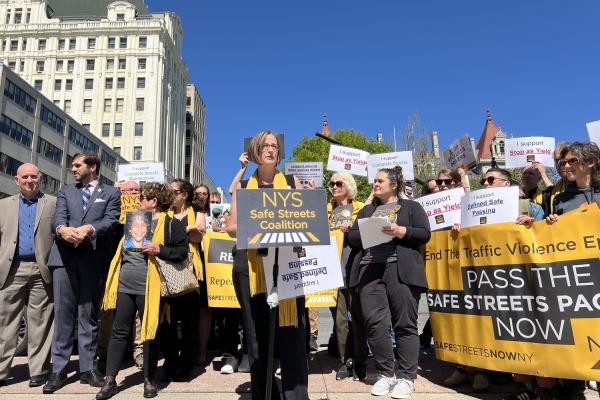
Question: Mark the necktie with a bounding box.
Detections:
[82,184,91,211]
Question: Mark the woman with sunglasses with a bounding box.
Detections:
[326,173,369,381]
[347,166,431,398]
[226,130,308,400]
[96,183,188,399]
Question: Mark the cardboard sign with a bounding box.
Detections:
[119,194,140,223]
[586,120,600,146]
[424,204,600,381]
[244,134,285,159]
[326,144,369,177]
[202,232,240,308]
[263,234,344,301]
[235,189,330,249]
[117,162,165,183]
[460,186,519,228]
[504,137,555,168]
[415,188,464,231]
[285,161,324,188]
[367,151,415,182]
[443,134,477,170]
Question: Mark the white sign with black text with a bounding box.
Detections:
[460,186,519,228]
[117,162,165,183]
[415,188,464,231]
[442,134,477,170]
[285,162,324,187]
[367,151,415,182]
[504,137,555,169]
[586,120,600,147]
[326,145,369,177]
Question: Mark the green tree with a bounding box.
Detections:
[291,129,393,202]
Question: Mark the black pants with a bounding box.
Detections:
[105,292,159,380]
[160,290,200,375]
[331,287,369,364]
[232,251,309,400]
[213,308,243,356]
[354,262,421,379]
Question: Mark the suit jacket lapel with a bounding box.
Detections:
[34,194,46,233]
[8,196,19,236]
[82,182,102,219]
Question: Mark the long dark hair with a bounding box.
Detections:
[170,178,194,206]
[192,184,210,213]
[373,166,404,206]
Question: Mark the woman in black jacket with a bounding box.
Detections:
[348,166,431,398]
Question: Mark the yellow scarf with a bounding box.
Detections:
[549,179,567,215]
[168,206,204,281]
[102,212,166,341]
[531,187,544,206]
[246,170,298,327]
[327,199,365,224]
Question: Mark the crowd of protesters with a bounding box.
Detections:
[0,136,598,400]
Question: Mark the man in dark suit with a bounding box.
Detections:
[0,163,56,388]
[43,152,121,394]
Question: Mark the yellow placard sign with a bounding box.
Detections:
[425,204,600,381]
[119,194,140,223]
[202,232,240,308]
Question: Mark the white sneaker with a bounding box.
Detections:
[391,378,414,399]
[220,364,234,374]
[371,375,397,396]
[471,372,489,392]
[587,381,597,391]
[443,369,469,387]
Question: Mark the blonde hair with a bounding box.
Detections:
[247,130,283,165]
[330,172,357,200]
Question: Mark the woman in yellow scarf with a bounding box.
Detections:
[96,183,188,400]
[226,130,309,400]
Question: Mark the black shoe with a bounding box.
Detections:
[143,379,158,398]
[309,335,318,352]
[0,379,5,387]
[352,362,367,381]
[95,377,118,400]
[29,373,50,387]
[42,372,67,394]
[238,353,250,373]
[501,389,537,400]
[80,369,104,387]
[97,357,107,375]
[336,362,352,380]
[172,369,192,382]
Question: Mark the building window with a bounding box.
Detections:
[108,37,115,49]
[82,124,90,131]
[113,147,121,155]
[0,114,34,147]
[107,59,114,70]
[5,10,10,24]
[8,61,15,70]
[10,40,18,51]
[137,77,145,88]
[53,99,60,107]
[14,8,22,24]
[116,98,124,112]
[116,13,125,21]
[68,126,99,152]
[103,99,112,112]
[117,77,125,89]
[58,39,65,50]
[69,39,75,50]
[34,80,43,91]
[133,146,142,160]
[37,138,63,163]
[54,79,62,91]
[186,128,190,138]
[185,145,190,157]
[0,152,24,177]
[19,61,24,72]
[135,122,143,136]
[3,79,37,114]
[64,100,71,113]
[102,123,110,137]
[67,60,74,72]
[119,37,127,49]
[65,79,73,90]
[186,97,191,106]
[138,58,146,70]
[87,38,96,49]
[105,77,113,89]
[56,60,64,70]
[136,98,144,111]
[115,123,122,136]
[36,60,45,72]
[83,99,92,113]
[25,8,30,23]
[85,78,94,90]
[118,58,126,69]
[86,59,95,71]
[40,173,60,194]
[139,37,147,48]
[21,39,27,51]
[38,39,46,50]
[40,105,66,134]
[101,151,117,170]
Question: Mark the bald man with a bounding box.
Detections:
[0,163,56,387]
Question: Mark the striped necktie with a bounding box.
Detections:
[82,184,91,211]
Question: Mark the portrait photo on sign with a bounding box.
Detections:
[208,203,231,232]
[124,211,153,252]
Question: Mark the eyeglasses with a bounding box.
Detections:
[261,144,279,152]
[373,179,386,184]
[328,181,344,188]
[435,179,454,186]
[172,190,183,195]
[557,157,579,168]
[480,176,509,186]
[195,191,208,196]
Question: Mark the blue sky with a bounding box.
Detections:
[147,1,600,190]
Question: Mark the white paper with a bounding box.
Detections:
[442,134,477,170]
[415,188,464,231]
[357,216,393,249]
[460,186,519,228]
[326,144,369,177]
[504,137,555,169]
[262,236,343,301]
[586,120,600,146]
[285,161,324,187]
[367,151,415,182]
[117,162,165,183]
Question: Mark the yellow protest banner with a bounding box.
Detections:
[119,194,140,223]
[305,230,344,308]
[202,232,240,308]
[425,204,600,381]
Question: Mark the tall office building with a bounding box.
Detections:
[0,0,196,180]
[186,83,215,188]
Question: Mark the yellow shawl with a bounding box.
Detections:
[102,212,166,341]
[246,170,298,327]
[168,206,204,281]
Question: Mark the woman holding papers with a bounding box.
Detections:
[226,131,308,400]
[348,166,431,398]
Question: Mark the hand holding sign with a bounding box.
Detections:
[505,137,555,169]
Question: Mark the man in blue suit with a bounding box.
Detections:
[43,152,121,394]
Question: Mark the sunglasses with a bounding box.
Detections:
[557,157,579,168]
[435,179,454,186]
[328,181,344,188]
[480,176,508,186]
